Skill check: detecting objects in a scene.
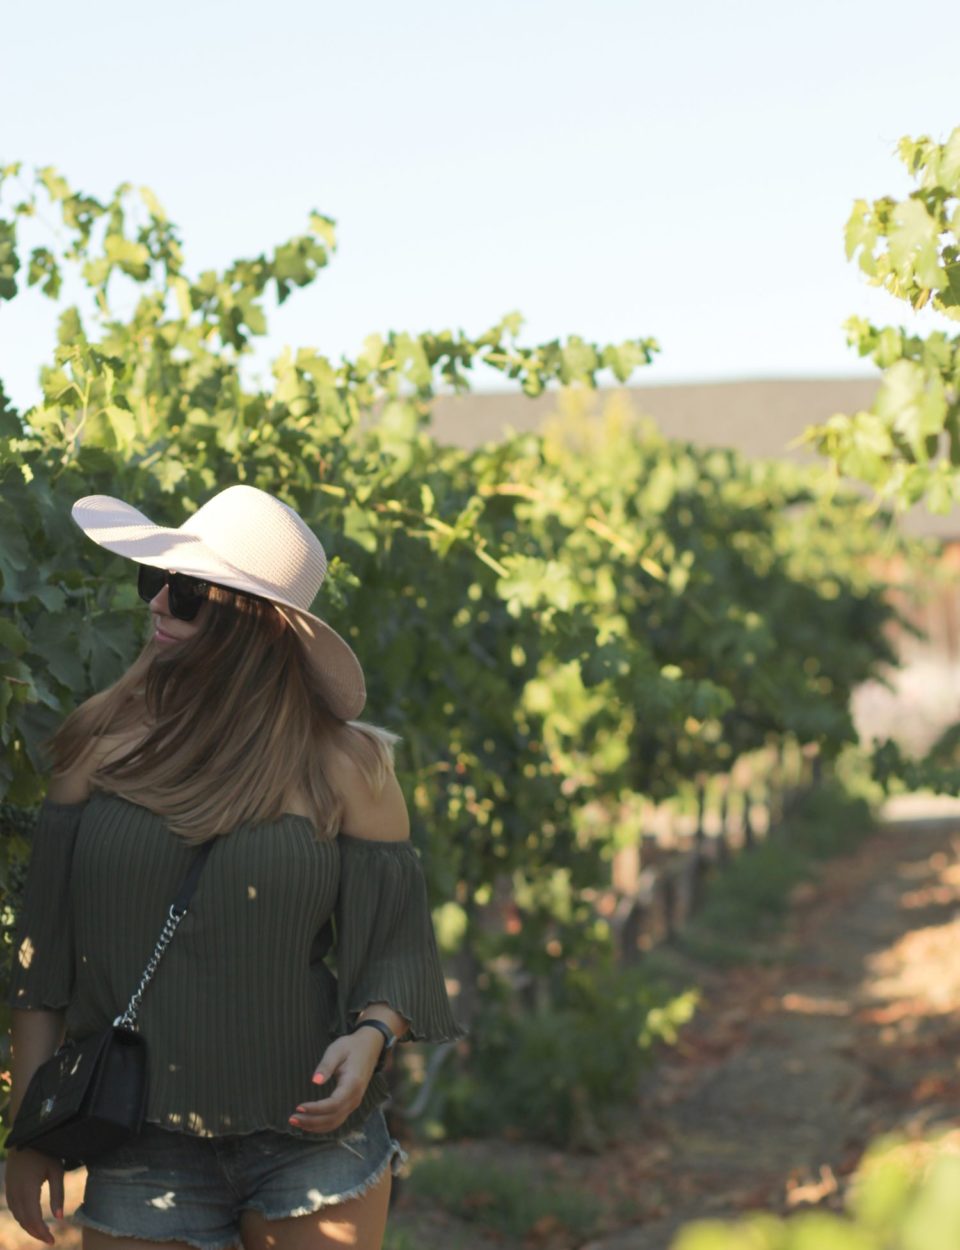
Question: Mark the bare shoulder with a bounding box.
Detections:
[324,738,410,843]
[47,728,144,804]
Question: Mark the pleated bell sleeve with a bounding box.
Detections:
[7,798,85,1011]
[334,833,467,1043]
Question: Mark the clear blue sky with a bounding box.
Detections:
[1,0,958,411]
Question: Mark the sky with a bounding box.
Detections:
[1,0,958,412]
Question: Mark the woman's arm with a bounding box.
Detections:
[4,757,95,1244]
[5,1010,68,1245]
[332,756,413,1045]
[291,757,416,1133]
[6,746,93,1112]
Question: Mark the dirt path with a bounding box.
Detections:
[4,817,960,1250]
[387,816,960,1249]
[567,818,960,1248]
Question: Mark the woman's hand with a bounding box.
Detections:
[3,1146,65,1246]
[290,1029,385,1134]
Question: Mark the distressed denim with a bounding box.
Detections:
[73,1109,406,1250]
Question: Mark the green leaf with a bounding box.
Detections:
[0,618,28,656]
[888,198,944,290]
[560,336,598,385]
[393,334,432,389]
[139,185,167,221]
[0,218,21,302]
[308,212,337,248]
[28,614,84,688]
[925,469,956,515]
[496,554,578,612]
[844,199,874,264]
[670,1216,785,1249]
[172,275,192,319]
[377,400,420,459]
[342,503,378,553]
[602,340,653,382]
[935,125,960,194]
[82,257,112,287]
[103,404,138,453]
[355,334,385,378]
[899,1155,960,1250]
[874,359,947,463]
[153,460,187,492]
[57,306,85,346]
[938,261,960,310]
[27,247,61,298]
[0,518,31,598]
[872,326,903,368]
[104,234,150,279]
[37,166,70,202]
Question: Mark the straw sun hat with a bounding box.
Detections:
[71,484,366,720]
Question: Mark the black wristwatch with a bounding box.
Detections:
[350,1018,397,1072]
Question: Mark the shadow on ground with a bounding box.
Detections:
[388,817,960,1250]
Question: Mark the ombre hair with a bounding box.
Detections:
[45,584,401,843]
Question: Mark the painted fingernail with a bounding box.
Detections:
[289,1116,301,1124]
[312,1073,325,1084]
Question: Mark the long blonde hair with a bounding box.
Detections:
[45,583,401,843]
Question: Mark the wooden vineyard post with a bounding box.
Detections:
[716,778,730,868]
[616,895,645,965]
[690,778,709,911]
[770,740,786,832]
[743,785,756,850]
[659,868,677,942]
[812,747,824,788]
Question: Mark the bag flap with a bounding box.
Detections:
[8,1028,143,1145]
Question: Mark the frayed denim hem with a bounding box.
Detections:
[239,1134,408,1222]
[71,1209,240,1250]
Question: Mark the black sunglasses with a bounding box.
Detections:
[138,565,272,622]
[137,565,215,621]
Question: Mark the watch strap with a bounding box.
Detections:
[350,1018,395,1071]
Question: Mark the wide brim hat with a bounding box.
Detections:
[71,484,366,720]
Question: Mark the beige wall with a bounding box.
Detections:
[429,377,960,540]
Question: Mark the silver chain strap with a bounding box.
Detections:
[113,905,186,1031]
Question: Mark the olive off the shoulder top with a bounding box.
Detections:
[7,789,465,1141]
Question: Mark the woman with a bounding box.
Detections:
[4,483,464,1250]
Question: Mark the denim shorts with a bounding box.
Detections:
[72,1109,407,1250]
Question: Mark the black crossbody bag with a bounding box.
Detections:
[7,839,214,1170]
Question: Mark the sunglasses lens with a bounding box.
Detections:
[137,566,210,621]
[168,573,209,622]
[137,565,165,603]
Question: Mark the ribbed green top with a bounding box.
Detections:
[8,790,465,1140]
